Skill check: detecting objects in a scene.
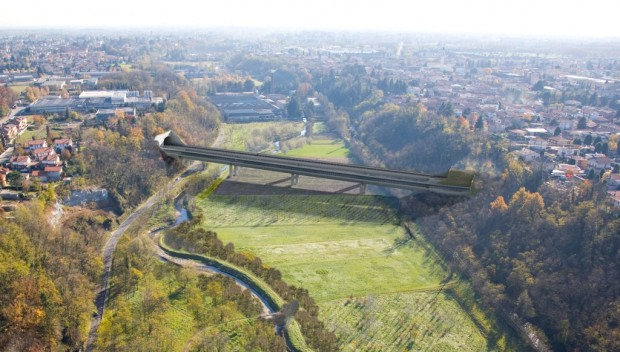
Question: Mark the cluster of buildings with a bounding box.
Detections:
[207,93,283,122]
[236,38,620,205]
[0,138,73,188]
[28,90,162,116]
[1,116,28,145]
[0,34,135,79]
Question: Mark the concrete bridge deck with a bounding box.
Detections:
[155,131,472,196]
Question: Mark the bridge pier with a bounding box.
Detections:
[359,183,367,195]
[290,173,299,186]
[228,164,238,178]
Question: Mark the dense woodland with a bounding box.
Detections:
[299,62,620,351]
[0,203,109,351]
[1,68,224,350]
[0,86,17,117]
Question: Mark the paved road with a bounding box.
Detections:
[84,180,179,351]
[0,106,26,126]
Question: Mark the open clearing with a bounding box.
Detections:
[284,137,349,160]
[197,193,489,350]
[193,123,499,350]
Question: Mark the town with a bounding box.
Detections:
[1,32,619,205]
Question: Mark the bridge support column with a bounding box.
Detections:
[228,164,238,178]
[291,173,299,186]
[359,183,367,195]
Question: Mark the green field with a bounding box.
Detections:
[321,292,486,351]
[197,195,448,302]
[221,121,303,151]
[14,125,46,143]
[285,138,349,159]
[192,124,505,350]
[9,85,28,94]
[195,194,491,350]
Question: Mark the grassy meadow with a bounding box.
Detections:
[284,137,349,159]
[184,122,512,350]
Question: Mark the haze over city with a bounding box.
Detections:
[3,0,620,38]
[2,0,620,350]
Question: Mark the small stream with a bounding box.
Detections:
[171,200,277,314]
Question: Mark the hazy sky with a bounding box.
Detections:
[3,0,619,38]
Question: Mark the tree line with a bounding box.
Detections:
[165,217,339,352]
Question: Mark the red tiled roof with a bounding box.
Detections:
[54,138,72,145]
[33,147,54,155]
[26,139,47,147]
[44,166,62,173]
[31,170,47,178]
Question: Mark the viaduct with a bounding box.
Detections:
[155,131,473,196]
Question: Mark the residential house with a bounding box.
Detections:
[44,166,62,180]
[573,156,589,171]
[608,190,620,208]
[9,117,28,131]
[26,139,48,151]
[588,155,613,170]
[1,125,18,140]
[547,135,571,147]
[30,170,48,182]
[607,174,620,190]
[41,154,61,167]
[557,164,582,175]
[514,148,540,163]
[10,155,33,170]
[32,147,56,160]
[528,136,548,149]
[53,138,73,151]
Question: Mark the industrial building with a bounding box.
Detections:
[207,93,282,122]
[28,90,162,114]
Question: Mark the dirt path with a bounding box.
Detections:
[150,231,273,316]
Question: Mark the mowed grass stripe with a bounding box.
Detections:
[274,253,446,301]
[320,291,487,352]
[285,140,349,159]
[214,224,400,247]
[197,195,398,227]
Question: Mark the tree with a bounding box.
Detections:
[588,169,595,179]
[584,134,593,146]
[578,116,588,129]
[613,164,620,174]
[554,127,561,136]
[6,171,22,188]
[573,138,582,145]
[593,136,602,146]
[595,142,603,153]
[60,149,72,161]
[602,142,609,155]
[286,96,302,118]
[475,114,485,130]
[438,102,454,117]
[531,80,545,91]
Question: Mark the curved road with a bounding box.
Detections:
[85,128,226,351]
